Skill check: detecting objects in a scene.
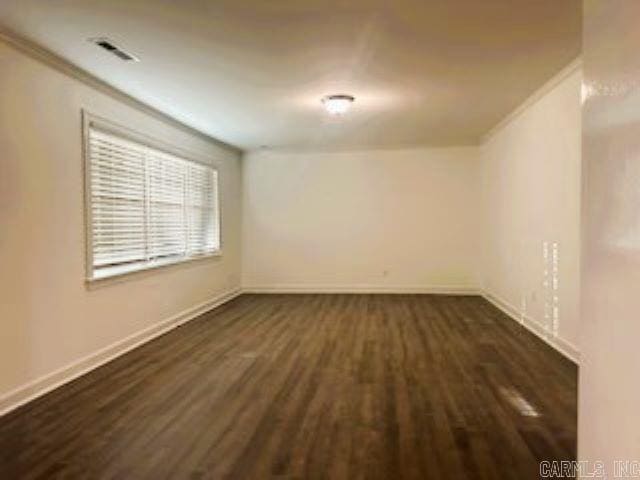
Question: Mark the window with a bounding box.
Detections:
[85,121,220,280]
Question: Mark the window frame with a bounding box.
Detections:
[82,111,222,283]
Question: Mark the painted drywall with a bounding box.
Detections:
[242,148,480,292]
[0,39,242,408]
[0,1,581,150]
[480,65,582,360]
[579,0,640,470]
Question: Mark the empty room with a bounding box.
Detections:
[1,1,638,479]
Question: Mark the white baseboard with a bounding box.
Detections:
[243,284,480,295]
[1,286,576,417]
[0,288,242,417]
[482,291,580,364]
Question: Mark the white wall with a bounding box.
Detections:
[0,29,583,416]
[480,64,582,360]
[241,62,582,364]
[580,0,640,470]
[242,148,480,292]
[0,39,242,411]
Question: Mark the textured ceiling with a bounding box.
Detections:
[0,0,581,150]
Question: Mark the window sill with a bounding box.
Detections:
[86,251,222,288]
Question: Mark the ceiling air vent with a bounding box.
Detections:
[90,38,139,62]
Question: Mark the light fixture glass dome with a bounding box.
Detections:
[322,94,355,115]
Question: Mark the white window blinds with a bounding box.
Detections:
[87,127,220,280]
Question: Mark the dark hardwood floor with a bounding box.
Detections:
[0,294,577,479]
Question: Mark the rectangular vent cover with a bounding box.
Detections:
[90,38,139,62]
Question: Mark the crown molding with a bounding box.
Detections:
[0,27,243,155]
[481,57,583,144]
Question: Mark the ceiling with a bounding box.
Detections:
[0,0,581,151]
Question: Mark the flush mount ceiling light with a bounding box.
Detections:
[321,94,355,115]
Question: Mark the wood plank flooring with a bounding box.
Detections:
[0,294,577,479]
